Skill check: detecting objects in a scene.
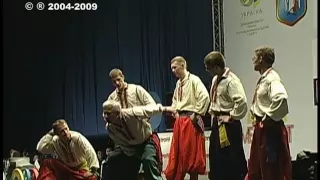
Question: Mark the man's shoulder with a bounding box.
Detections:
[228,72,242,83]
[128,83,143,90]
[265,69,282,82]
[189,73,202,81]
[109,89,117,97]
[70,131,85,141]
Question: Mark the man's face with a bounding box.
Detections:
[103,110,118,124]
[171,61,184,78]
[106,148,112,156]
[111,75,125,90]
[205,63,219,77]
[97,151,103,160]
[252,53,262,71]
[56,123,71,141]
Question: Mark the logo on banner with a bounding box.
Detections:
[276,0,307,26]
[240,0,261,8]
[237,0,268,36]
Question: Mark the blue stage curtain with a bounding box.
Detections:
[3,0,213,155]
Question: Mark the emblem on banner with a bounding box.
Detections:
[240,0,261,8]
[276,0,307,26]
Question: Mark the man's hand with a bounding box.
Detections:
[161,106,178,118]
[190,113,195,121]
[190,113,202,124]
[173,111,179,119]
[84,171,93,177]
[88,167,99,178]
[162,106,176,114]
[218,115,230,123]
[252,120,257,126]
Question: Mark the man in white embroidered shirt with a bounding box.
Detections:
[245,46,292,180]
[107,68,156,108]
[102,100,174,180]
[106,68,163,179]
[36,119,99,180]
[163,56,210,180]
[204,51,248,180]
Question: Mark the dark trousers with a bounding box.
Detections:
[245,119,292,180]
[208,119,248,180]
[103,137,162,180]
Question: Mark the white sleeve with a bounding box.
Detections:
[228,80,248,120]
[78,135,100,169]
[36,134,55,154]
[122,104,163,120]
[265,80,289,121]
[193,79,210,116]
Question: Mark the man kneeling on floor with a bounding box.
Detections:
[102,100,174,180]
[36,119,100,180]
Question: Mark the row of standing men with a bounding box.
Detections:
[34,46,291,180]
[102,46,291,180]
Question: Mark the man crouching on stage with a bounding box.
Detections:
[36,119,100,180]
[102,100,174,180]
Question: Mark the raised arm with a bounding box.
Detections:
[265,80,289,121]
[227,80,248,120]
[194,79,210,116]
[78,134,100,169]
[36,131,55,154]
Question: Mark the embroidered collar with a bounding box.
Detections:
[221,67,231,78]
[116,83,128,93]
[180,71,190,82]
[261,67,273,78]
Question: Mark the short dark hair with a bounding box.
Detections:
[171,56,187,69]
[255,46,275,65]
[52,119,68,135]
[109,68,124,79]
[204,51,226,69]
